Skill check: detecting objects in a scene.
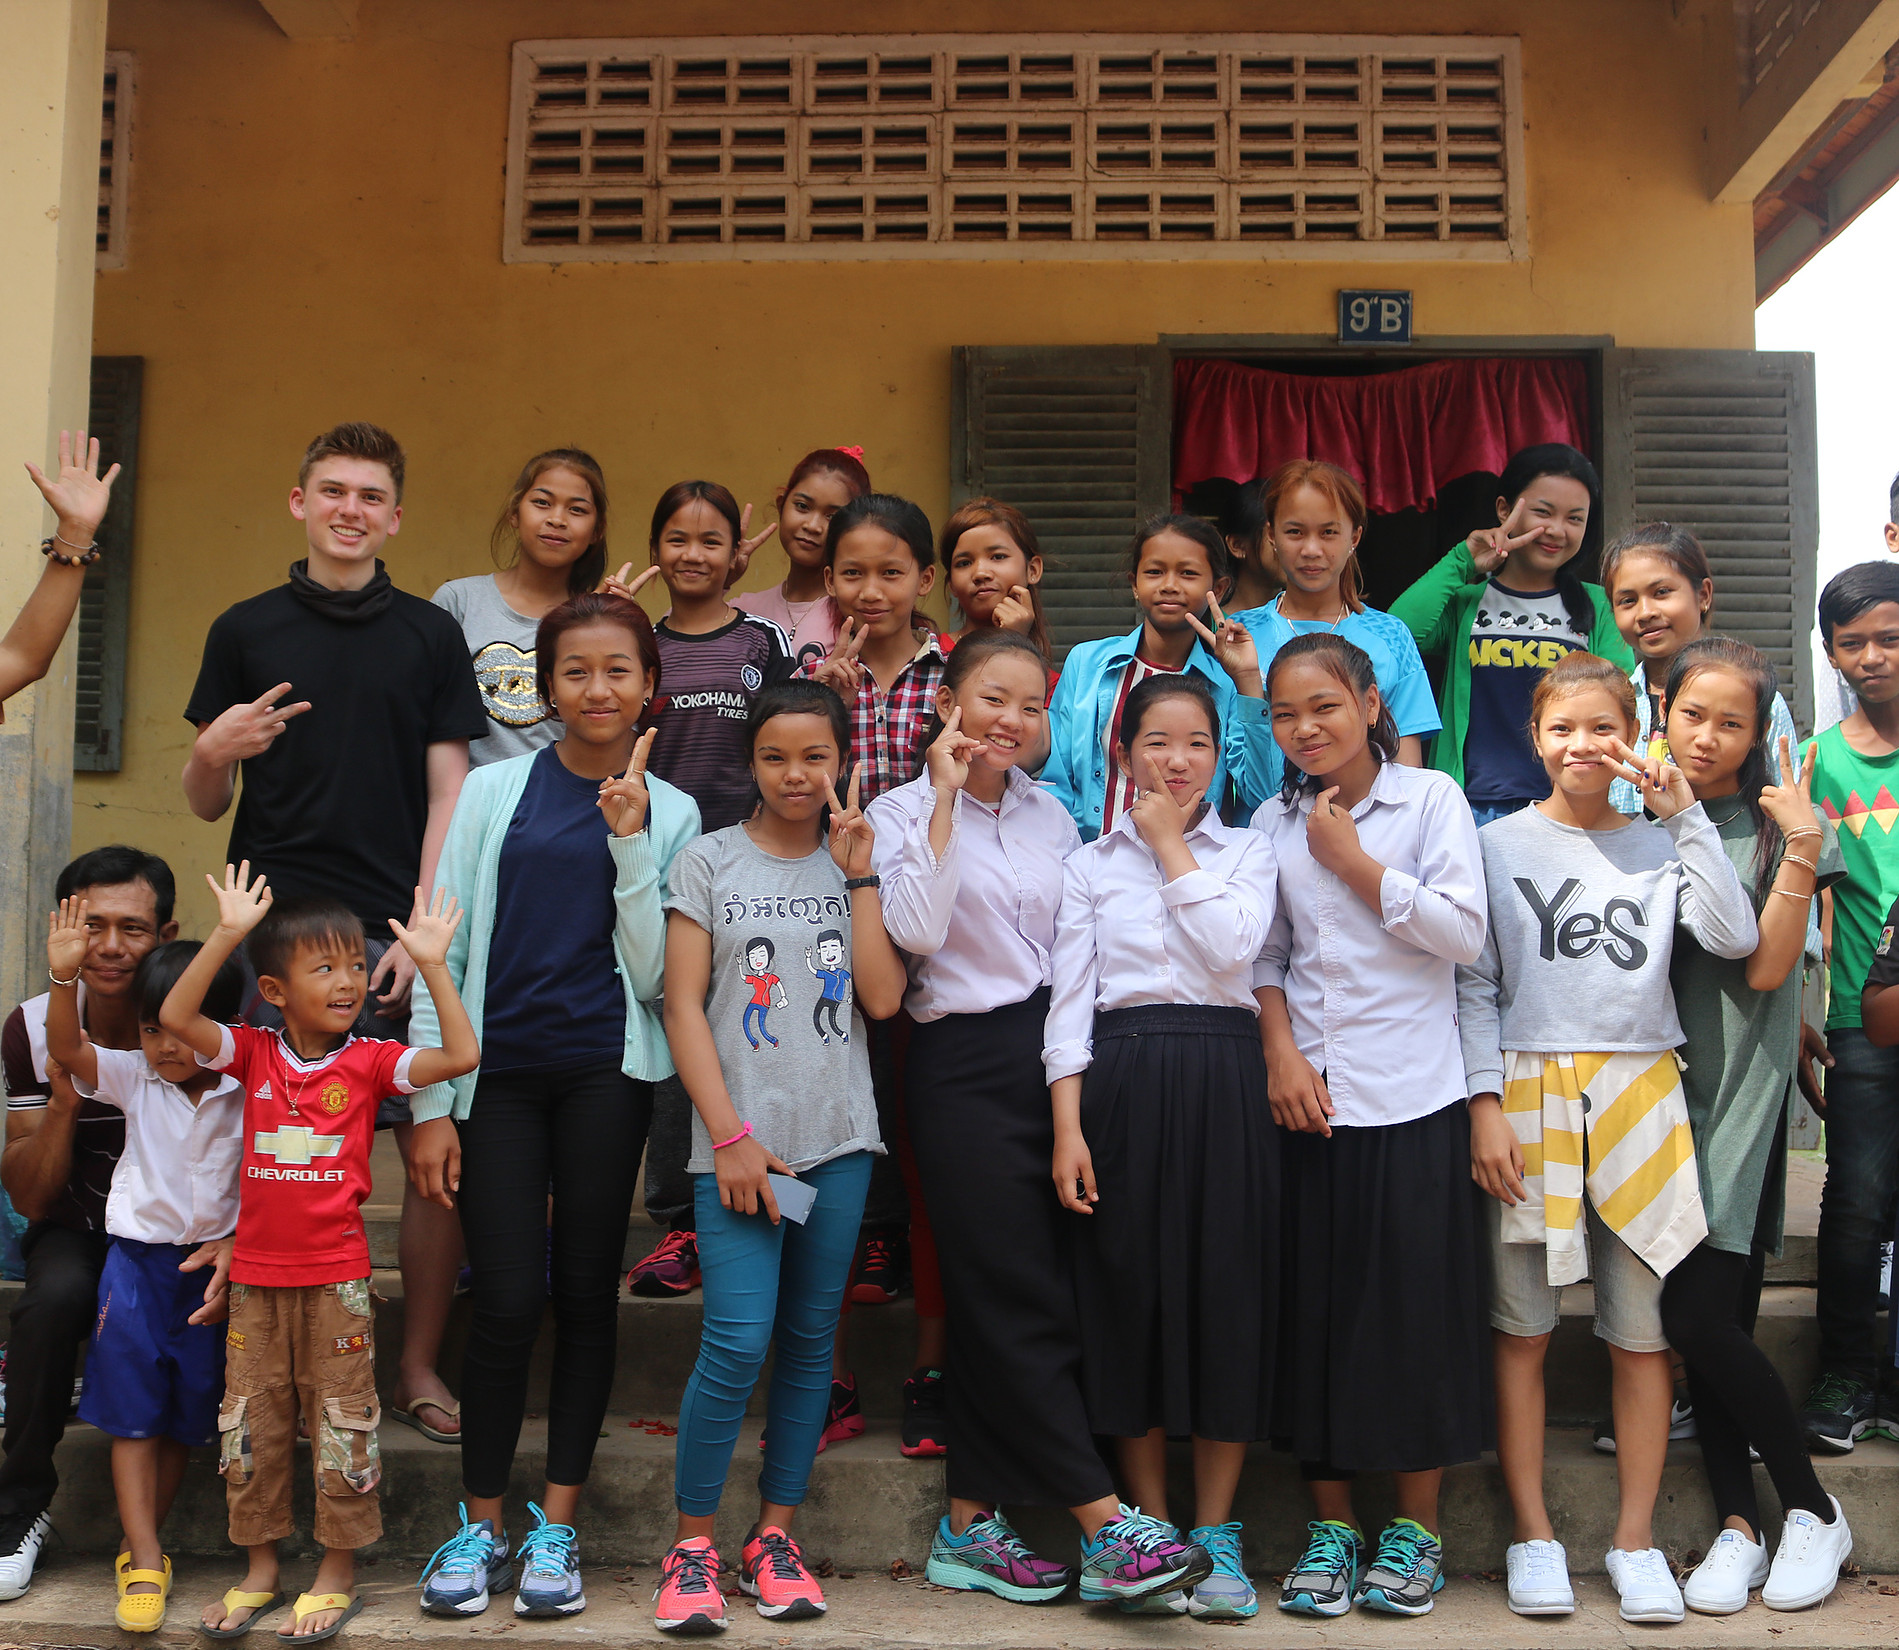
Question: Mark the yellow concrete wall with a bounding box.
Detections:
[85,0,1755,931]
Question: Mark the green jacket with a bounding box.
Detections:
[1388,539,1634,786]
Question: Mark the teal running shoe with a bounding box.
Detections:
[1356,1518,1445,1615]
[419,1504,513,1617]
[1278,1520,1365,1618]
[1077,1505,1211,1604]
[925,1515,1072,1603]
[1185,1522,1257,1619]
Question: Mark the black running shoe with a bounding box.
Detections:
[901,1366,948,1458]
[1800,1370,1875,1453]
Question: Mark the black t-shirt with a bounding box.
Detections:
[184,581,489,927]
[2,1001,122,1234]
[643,611,795,832]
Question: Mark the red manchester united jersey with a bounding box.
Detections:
[212,1024,418,1286]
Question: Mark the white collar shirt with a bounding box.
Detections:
[1250,762,1488,1128]
[80,1044,245,1244]
[866,769,1080,1022]
[1044,807,1278,1083]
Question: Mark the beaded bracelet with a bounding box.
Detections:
[40,534,100,568]
[712,1121,753,1151]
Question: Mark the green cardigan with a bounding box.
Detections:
[1388,539,1635,786]
[406,751,702,1123]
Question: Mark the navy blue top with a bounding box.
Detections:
[479,745,627,1073]
[1461,578,1588,806]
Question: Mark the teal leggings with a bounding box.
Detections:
[673,1150,872,1515]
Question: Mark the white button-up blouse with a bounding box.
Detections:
[1250,761,1487,1128]
[1043,808,1278,1084]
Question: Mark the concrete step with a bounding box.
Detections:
[11,1555,1899,1650]
[35,1409,1899,1575]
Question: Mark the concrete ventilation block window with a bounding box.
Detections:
[504,34,1526,263]
[97,51,134,271]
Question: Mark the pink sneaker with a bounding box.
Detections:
[653,1538,726,1635]
[630,1230,701,1298]
[740,1527,826,1621]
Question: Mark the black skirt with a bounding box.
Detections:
[1072,1004,1279,1442]
[905,990,1117,1508]
[1274,1099,1492,1473]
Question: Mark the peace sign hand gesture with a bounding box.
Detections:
[602,563,662,604]
[1467,498,1546,576]
[728,502,779,585]
[199,682,313,767]
[813,618,868,710]
[991,584,1038,637]
[925,704,984,795]
[598,726,657,837]
[1606,736,1696,821]
[824,768,875,879]
[25,430,120,546]
[1759,736,1822,840]
[1184,593,1263,694]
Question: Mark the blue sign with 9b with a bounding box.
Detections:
[1338,290,1413,345]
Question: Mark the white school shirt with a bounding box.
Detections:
[79,1045,245,1245]
[1043,808,1278,1084]
[1250,762,1488,1128]
[866,768,1080,1022]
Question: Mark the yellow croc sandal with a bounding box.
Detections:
[115,1551,132,1594]
[201,1586,286,1640]
[282,1591,364,1642]
[114,1557,172,1633]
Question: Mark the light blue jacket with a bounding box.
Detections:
[407,751,702,1122]
[1042,623,1275,841]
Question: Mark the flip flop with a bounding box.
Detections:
[202,1587,287,1639]
[279,1591,364,1642]
[388,1396,462,1445]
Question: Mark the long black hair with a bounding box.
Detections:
[1662,636,1785,903]
[912,628,1048,778]
[1266,633,1399,802]
[1497,442,1600,640]
[1113,671,1222,757]
[825,492,934,570]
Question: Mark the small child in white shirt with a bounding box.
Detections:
[44,908,244,1635]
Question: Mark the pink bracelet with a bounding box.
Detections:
[712,1121,753,1151]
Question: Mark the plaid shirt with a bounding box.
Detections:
[797,631,945,803]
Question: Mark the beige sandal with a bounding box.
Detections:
[388,1395,461,1444]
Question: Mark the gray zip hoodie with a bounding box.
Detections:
[1455,803,1759,1097]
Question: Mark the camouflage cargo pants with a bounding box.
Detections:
[218,1278,382,1550]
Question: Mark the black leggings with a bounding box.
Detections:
[455,1061,652,1497]
[1660,1242,1829,1535]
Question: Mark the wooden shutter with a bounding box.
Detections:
[952,344,1170,662]
[74,357,141,772]
[1601,348,1819,730]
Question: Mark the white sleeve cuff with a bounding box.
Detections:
[199,1023,238,1071]
[1379,867,1420,928]
[392,1047,421,1095]
[1042,1040,1093,1084]
[1158,868,1223,907]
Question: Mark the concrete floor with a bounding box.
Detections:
[5,1555,1899,1649]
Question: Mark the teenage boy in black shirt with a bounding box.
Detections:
[182,421,486,1443]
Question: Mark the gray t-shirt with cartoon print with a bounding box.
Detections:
[665,825,883,1174]
[432,574,556,766]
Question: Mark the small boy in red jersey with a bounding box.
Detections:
[161,864,480,1640]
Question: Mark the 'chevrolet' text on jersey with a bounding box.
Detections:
[209,1024,418,1286]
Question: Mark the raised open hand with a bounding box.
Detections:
[25,430,120,546]
[46,897,90,981]
[205,862,273,937]
[387,885,465,971]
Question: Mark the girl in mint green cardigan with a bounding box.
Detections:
[1390,443,1632,822]
[405,593,701,1619]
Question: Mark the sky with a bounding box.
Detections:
[1756,184,1899,703]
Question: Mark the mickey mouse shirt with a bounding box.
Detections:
[1463,579,1590,807]
[665,824,882,1175]
[207,1024,419,1286]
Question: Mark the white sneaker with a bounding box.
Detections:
[1604,1545,1684,1623]
[0,1512,52,1601]
[1763,1496,1852,1611]
[1504,1539,1574,1615]
[1683,1528,1769,1614]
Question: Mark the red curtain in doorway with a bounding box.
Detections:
[1171,355,1592,514]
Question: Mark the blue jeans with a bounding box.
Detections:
[1816,1027,1899,1382]
[674,1151,872,1515]
[1469,798,1534,829]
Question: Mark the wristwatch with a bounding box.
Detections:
[844,875,881,891]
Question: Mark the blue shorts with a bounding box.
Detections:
[75,1237,228,1446]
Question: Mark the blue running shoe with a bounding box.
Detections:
[1077,1505,1211,1604]
[513,1502,584,1617]
[1356,1518,1445,1615]
[926,1515,1072,1603]
[1279,1521,1365,1618]
[419,1505,512,1617]
[1186,1522,1258,1619]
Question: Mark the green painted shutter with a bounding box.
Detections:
[951,344,1170,662]
[74,357,141,772]
[1601,348,1819,731]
